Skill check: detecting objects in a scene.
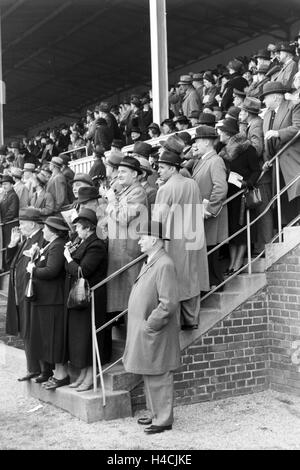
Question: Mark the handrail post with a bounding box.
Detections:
[91,291,97,393]
[246,208,252,274]
[275,157,282,242]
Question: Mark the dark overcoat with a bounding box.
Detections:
[0,189,19,249]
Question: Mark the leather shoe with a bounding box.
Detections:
[76,382,93,392]
[34,373,53,384]
[181,324,198,330]
[137,417,152,425]
[144,424,172,434]
[18,372,40,382]
[43,376,70,390]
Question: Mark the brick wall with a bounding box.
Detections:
[267,246,300,396]
[131,289,270,412]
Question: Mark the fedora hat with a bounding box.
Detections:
[132,141,152,159]
[159,135,185,155]
[178,75,193,85]
[203,71,215,84]
[241,97,261,114]
[44,216,69,232]
[2,175,14,184]
[19,207,43,223]
[188,110,200,120]
[72,208,98,226]
[136,156,153,175]
[23,163,36,172]
[111,139,124,149]
[254,49,270,60]
[118,156,142,175]
[51,156,63,168]
[217,119,239,136]
[10,167,23,179]
[36,172,49,186]
[158,150,182,168]
[106,150,123,168]
[130,127,141,134]
[226,106,241,121]
[260,81,287,99]
[192,125,218,142]
[279,43,295,55]
[148,122,160,132]
[71,173,93,186]
[77,186,100,204]
[174,115,190,125]
[178,131,192,146]
[198,112,216,126]
[192,73,203,82]
[138,220,170,240]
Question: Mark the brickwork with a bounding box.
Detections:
[131,289,270,412]
[267,245,300,396]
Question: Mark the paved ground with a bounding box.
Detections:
[1,342,300,450]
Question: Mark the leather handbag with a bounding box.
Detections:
[244,187,262,209]
[67,267,91,310]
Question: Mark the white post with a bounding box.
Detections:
[0,8,4,145]
[246,209,252,274]
[91,291,97,393]
[149,0,169,125]
[275,157,282,242]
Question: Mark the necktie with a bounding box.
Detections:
[267,110,276,156]
[269,110,276,130]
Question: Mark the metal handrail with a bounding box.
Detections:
[60,145,88,158]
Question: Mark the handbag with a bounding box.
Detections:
[67,267,91,310]
[25,274,36,302]
[244,187,262,209]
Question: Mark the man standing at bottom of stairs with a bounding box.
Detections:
[123,220,181,434]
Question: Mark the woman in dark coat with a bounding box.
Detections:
[218,121,261,274]
[64,208,109,392]
[27,216,70,389]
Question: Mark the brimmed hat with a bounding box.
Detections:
[10,167,23,179]
[241,97,261,114]
[203,71,215,84]
[192,73,203,82]
[51,156,63,168]
[178,131,192,146]
[19,207,42,223]
[71,173,93,186]
[23,163,36,172]
[159,135,185,155]
[136,156,153,175]
[198,112,216,126]
[2,175,14,184]
[36,172,49,186]
[72,208,98,226]
[254,49,271,60]
[217,119,239,136]
[77,186,100,204]
[226,106,241,121]
[138,220,170,240]
[130,127,141,134]
[192,125,218,142]
[45,216,69,232]
[188,110,200,120]
[148,122,160,132]
[111,139,124,149]
[158,150,182,168]
[260,81,287,99]
[279,43,295,55]
[118,156,142,175]
[233,88,246,98]
[174,115,190,125]
[177,75,193,85]
[161,118,174,127]
[132,141,152,159]
[106,150,123,168]
[60,154,71,165]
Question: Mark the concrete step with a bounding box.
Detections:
[103,363,142,392]
[25,380,132,423]
[201,291,240,309]
[224,273,266,292]
[265,226,300,269]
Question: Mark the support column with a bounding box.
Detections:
[149,0,169,125]
[0,9,4,145]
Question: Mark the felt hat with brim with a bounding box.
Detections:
[177,75,193,85]
[174,115,190,125]
[241,97,261,114]
[11,167,23,179]
[44,216,69,232]
[178,131,192,146]
[148,123,160,131]
[60,154,71,165]
[106,150,123,168]
[279,43,295,55]
[19,207,43,223]
[133,141,152,159]
[2,175,14,184]
[226,106,241,121]
[136,156,153,175]
[71,173,93,186]
[203,72,215,84]
[130,127,141,134]
[51,156,63,168]
[72,208,98,226]
[217,119,239,136]
[138,220,170,241]
[118,156,143,175]
[77,186,100,204]
[111,139,124,149]
[36,173,49,186]
[188,110,200,119]
[192,73,203,81]
[260,81,287,99]
[233,88,246,98]
[40,169,52,180]
[158,150,182,167]
[159,135,185,155]
[192,125,218,142]
[254,49,270,60]
[23,163,36,172]
[198,112,216,126]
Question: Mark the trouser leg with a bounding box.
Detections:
[207,246,223,287]
[180,294,200,326]
[143,371,174,427]
[254,182,273,252]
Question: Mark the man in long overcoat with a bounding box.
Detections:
[106,156,147,315]
[262,81,300,224]
[192,126,228,288]
[47,157,68,214]
[0,175,19,268]
[5,207,47,380]
[123,221,180,434]
[152,150,209,330]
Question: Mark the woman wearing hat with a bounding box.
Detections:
[30,172,55,216]
[26,216,70,389]
[217,123,260,275]
[64,208,110,391]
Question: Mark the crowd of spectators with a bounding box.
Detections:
[2,35,300,389]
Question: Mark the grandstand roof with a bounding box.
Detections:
[2,0,300,137]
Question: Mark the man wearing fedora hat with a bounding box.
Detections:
[152,150,209,329]
[30,172,55,217]
[23,163,36,200]
[192,126,228,289]
[47,157,68,214]
[0,175,19,261]
[176,74,201,119]
[262,81,300,225]
[136,156,157,214]
[174,115,190,131]
[106,156,148,317]
[11,167,30,209]
[272,43,298,89]
[6,207,48,381]
[123,220,180,434]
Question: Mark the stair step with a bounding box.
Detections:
[103,363,142,392]
[224,273,266,291]
[201,291,240,309]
